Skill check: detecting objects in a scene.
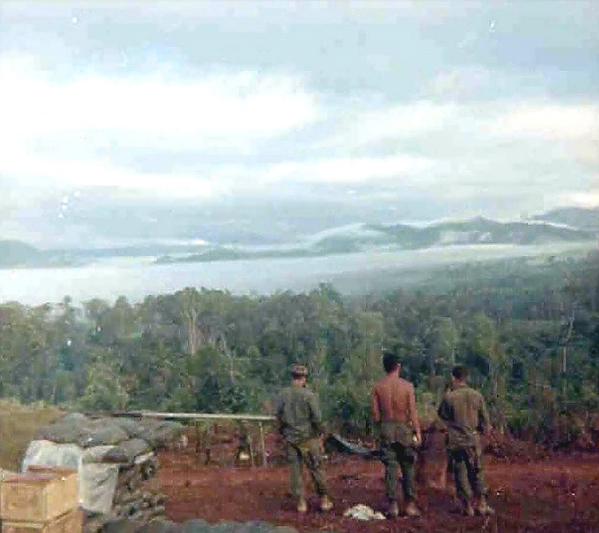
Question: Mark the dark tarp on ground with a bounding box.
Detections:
[324,434,381,459]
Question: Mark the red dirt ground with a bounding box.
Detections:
[159,446,599,533]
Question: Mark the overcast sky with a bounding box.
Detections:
[1,1,598,246]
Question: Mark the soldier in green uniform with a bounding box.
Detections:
[275,364,333,514]
[437,365,495,516]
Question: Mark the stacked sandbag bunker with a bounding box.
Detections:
[22,413,184,532]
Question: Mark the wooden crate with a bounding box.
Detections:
[25,467,78,517]
[1,508,82,533]
[0,468,78,523]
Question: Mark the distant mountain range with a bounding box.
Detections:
[157,210,598,264]
[531,206,599,231]
[1,206,597,268]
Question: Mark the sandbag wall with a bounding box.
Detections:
[100,518,337,533]
[23,413,184,533]
[111,454,166,521]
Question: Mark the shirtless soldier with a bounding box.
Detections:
[371,351,422,518]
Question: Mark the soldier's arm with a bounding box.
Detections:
[478,394,491,436]
[371,387,381,423]
[437,396,452,423]
[370,388,382,446]
[408,384,422,443]
[274,394,285,435]
[308,392,325,436]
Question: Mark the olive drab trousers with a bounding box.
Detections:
[449,447,488,502]
[378,421,417,503]
[380,440,417,502]
[287,438,329,498]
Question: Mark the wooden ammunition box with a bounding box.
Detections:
[0,468,78,523]
[1,508,82,533]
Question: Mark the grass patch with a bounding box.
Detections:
[0,400,65,471]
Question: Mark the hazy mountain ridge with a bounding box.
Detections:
[368,215,597,249]
[1,207,597,268]
[0,240,86,268]
[0,240,41,266]
[532,206,599,231]
[157,215,597,265]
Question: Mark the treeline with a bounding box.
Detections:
[0,254,598,443]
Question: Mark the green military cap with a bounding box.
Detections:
[291,364,308,377]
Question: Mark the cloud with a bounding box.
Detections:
[304,94,599,217]
[424,67,549,102]
[323,101,457,151]
[2,155,222,200]
[261,155,437,185]
[0,53,320,171]
[491,103,599,141]
[0,53,326,203]
[1,0,598,248]
[324,97,599,175]
[560,190,599,208]
[0,1,484,25]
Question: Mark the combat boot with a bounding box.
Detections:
[475,496,495,516]
[387,500,399,518]
[320,495,333,512]
[405,502,421,517]
[297,497,308,513]
[464,502,475,516]
[457,498,475,516]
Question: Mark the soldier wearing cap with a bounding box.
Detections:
[437,365,494,516]
[275,364,333,513]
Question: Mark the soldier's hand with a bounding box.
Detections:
[413,432,422,448]
[319,435,326,453]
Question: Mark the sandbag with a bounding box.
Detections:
[61,412,90,425]
[24,416,176,528]
[77,422,129,448]
[22,439,120,515]
[101,519,141,533]
[243,522,275,533]
[103,439,151,464]
[36,422,90,444]
[81,462,120,515]
[83,511,107,533]
[137,521,179,533]
[22,440,83,472]
[210,522,244,533]
[111,417,142,437]
[130,420,184,448]
[83,445,119,464]
[179,520,211,533]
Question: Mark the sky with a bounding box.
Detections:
[1,1,598,247]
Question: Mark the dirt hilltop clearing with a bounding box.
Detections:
[159,449,599,533]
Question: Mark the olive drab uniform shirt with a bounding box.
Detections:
[437,383,490,451]
[275,385,324,445]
